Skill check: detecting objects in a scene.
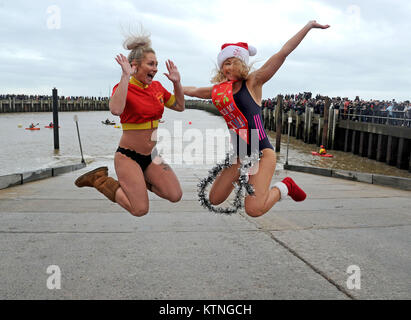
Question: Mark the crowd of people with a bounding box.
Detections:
[2,93,410,127]
[0,94,109,101]
[262,93,411,127]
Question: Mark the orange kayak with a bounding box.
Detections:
[311,151,333,158]
[25,127,40,130]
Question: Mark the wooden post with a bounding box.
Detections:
[282,110,287,134]
[396,137,405,169]
[295,113,300,139]
[275,95,283,152]
[263,107,268,129]
[376,134,382,161]
[376,134,385,162]
[303,105,308,142]
[409,149,411,173]
[330,109,338,150]
[386,136,393,165]
[52,88,60,150]
[322,97,330,148]
[268,109,273,131]
[307,108,312,144]
[344,129,350,152]
[359,132,365,156]
[368,133,376,159]
[317,117,323,146]
[351,130,357,154]
[290,110,295,136]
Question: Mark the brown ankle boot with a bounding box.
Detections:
[94,176,121,202]
[75,167,108,188]
[75,166,120,202]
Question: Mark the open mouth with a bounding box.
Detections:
[147,73,155,80]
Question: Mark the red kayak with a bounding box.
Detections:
[25,127,40,130]
[312,151,333,158]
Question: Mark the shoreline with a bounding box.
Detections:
[0,163,86,190]
[284,163,411,191]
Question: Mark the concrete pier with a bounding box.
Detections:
[0,162,410,299]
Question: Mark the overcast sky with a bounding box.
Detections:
[1,0,410,101]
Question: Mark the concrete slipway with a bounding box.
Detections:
[0,162,410,300]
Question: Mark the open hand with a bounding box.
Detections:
[164,60,181,83]
[115,54,136,77]
[308,20,330,29]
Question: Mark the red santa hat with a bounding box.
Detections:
[217,42,257,69]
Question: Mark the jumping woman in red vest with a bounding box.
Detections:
[75,30,185,217]
[184,20,329,217]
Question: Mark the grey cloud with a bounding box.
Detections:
[0,0,410,101]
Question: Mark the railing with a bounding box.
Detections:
[338,109,411,127]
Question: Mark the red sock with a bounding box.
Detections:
[282,177,307,202]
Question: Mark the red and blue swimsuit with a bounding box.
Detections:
[212,80,273,158]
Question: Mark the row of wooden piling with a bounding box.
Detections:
[2,96,410,171]
[262,95,411,172]
[0,98,109,113]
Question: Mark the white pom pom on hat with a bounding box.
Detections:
[217,42,257,69]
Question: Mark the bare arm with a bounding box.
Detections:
[163,60,185,112]
[167,81,185,112]
[183,86,213,99]
[252,20,330,86]
[109,54,136,116]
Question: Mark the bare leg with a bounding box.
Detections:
[114,152,150,217]
[208,160,241,205]
[244,148,280,217]
[144,155,182,203]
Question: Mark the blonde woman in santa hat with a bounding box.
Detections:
[184,20,330,217]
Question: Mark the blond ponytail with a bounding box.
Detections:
[122,27,155,64]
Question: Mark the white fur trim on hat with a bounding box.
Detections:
[217,42,257,69]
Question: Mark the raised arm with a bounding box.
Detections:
[183,86,213,99]
[163,59,185,112]
[109,54,136,116]
[252,20,330,86]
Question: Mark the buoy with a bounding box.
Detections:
[189,121,192,125]
[18,124,22,128]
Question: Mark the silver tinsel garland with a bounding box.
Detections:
[197,150,262,214]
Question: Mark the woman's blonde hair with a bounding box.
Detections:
[122,27,155,65]
[210,58,251,84]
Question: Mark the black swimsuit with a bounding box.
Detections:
[116,147,158,172]
[231,81,274,157]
